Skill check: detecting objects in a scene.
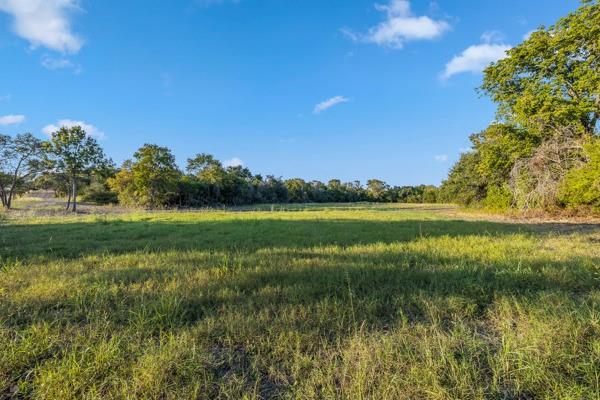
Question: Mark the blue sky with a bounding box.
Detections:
[0,0,578,185]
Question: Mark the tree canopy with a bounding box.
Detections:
[0,133,45,209]
[443,0,600,212]
[481,0,600,137]
[45,126,110,212]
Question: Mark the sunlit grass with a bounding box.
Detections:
[1,204,599,399]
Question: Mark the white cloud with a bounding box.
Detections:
[41,55,81,72]
[224,157,244,167]
[0,114,25,125]
[0,0,83,53]
[343,0,450,49]
[314,96,350,114]
[442,39,511,80]
[42,119,105,140]
[435,154,448,162]
[480,30,505,44]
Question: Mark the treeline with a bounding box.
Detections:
[439,0,600,212]
[1,130,439,211]
[107,145,439,207]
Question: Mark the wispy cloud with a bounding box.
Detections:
[42,119,105,140]
[314,96,350,114]
[0,114,25,125]
[480,30,505,44]
[343,0,450,49]
[41,55,81,72]
[0,94,11,101]
[0,0,83,53]
[441,32,511,80]
[434,154,448,162]
[224,157,244,167]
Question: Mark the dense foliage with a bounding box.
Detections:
[106,145,440,208]
[43,126,111,212]
[0,133,44,209]
[441,0,600,212]
[2,132,440,209]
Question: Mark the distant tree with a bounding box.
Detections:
[308,180,329,202]
[107,160,137,206]
[187,153,227,203]
[285,178,308,203]
[187,153,223,179]
[45,126,109,212]
[422,186,439,203]
[0,133,45,209]
[257,175,288,203]
[129,144,181,208]
[222,165,254,205]
[366,179,389,202]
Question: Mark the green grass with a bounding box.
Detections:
[1,204,599,399]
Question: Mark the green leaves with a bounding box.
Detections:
[558,138,600,208]
[46,126,108,178]
[481,1,600,137]
[110,144,181,208]
[0,133,46,208]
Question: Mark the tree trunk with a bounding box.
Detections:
[0,187,7,209]
[66,188,72,211]
[6,158,23,212]
[72,179,77,213]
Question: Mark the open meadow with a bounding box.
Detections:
[1,203,600,399]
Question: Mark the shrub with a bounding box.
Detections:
[81,187,118,205]
[558,139,600,210]
[483,184,513,210]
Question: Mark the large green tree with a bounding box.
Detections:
[45,126,108,212]
[481,0,600,137]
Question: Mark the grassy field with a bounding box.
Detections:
[1,203,600,399]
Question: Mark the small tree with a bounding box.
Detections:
[366,179,389,202]
[131,144,180,208]
[109,144,181,208]
[0,133,45,210]
[45,126,108,212]
[187,153,228,204]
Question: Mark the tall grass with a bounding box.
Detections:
[1,204,599,399]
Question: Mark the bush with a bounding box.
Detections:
[81,188,119,205]
[81,180,119,205]
[483,185,513,210]
[558,139,600,210]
